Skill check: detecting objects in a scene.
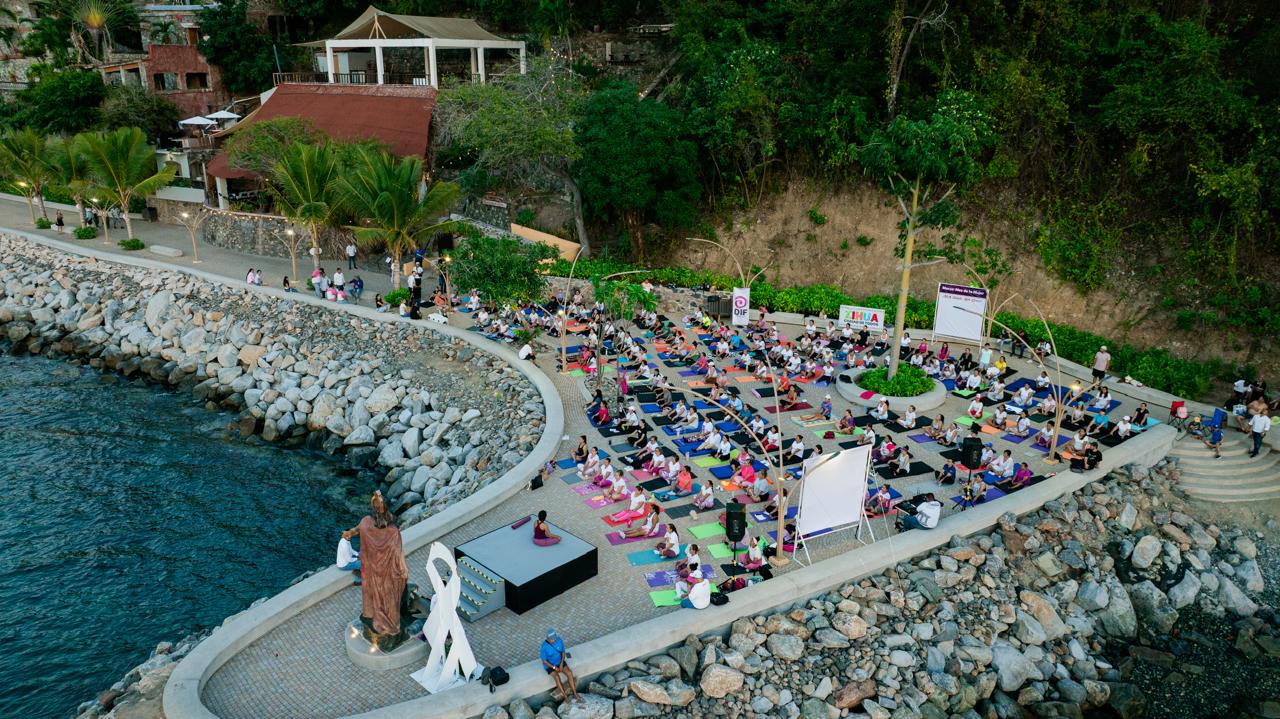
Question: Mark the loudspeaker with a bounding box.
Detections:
[725,501,747,543]
[961,436,983,469]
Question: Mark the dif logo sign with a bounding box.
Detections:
[731,288,751,326]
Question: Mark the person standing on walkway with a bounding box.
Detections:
[1248,408,1271,457]
[1091,345,1111,387]
[54,211,64,234]
[346,241,357,269]
[333,269,345,296]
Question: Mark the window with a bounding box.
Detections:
[153,73,179,91]
[185,72,209,90]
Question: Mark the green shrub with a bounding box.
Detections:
[34,217,51,229]
[73,226,97,239]
[118,238,144,251]
[807,206,826,226]
[384,287,410,306]
[856,234,874,247]
[857,366,934,397]
[840,239,850,251]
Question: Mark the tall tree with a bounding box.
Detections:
[340,148,461,289]
[14,69,105,134]
[47,134,92,226]
[449,232,558,305]
[268,141,344,278]
[224,117,326,177]
[0,128,54,223]
[434,56,590,253]
[78,126,176,239]
[197,0,275,95]
[99,85,180,140]
[857,90,996,379]
[574,82,701,261]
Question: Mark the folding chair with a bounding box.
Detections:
[1168,400,1188,430]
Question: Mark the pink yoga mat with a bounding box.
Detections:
[605,524,666,545]
[572,484,599,496]
[584,495,622,509]
[629,469,655,482]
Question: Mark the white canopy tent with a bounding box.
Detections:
[178,116,215,126]
[205,110,241,120]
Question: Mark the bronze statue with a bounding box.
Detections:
[350,491,411,651]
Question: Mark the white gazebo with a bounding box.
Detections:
[306,6,526,88]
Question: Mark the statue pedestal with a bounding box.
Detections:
[344,621,430,671]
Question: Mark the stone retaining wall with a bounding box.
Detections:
[201,209,356,262]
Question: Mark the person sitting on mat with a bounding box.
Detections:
[965,371,983,392]
[654,525,681,558]
[836,409,858,435]
[678,564,712,609]
[856,424,878,448]
[748,413,767,437]
[691,482,716,511]
[866,485,893,514]
[777,385,802,411]
[899,405,917,430]
[966,395,984,420]
[592,457,618,489]
[1084,412,1110,438]
[738,535,766,571]
[1132,402,1150,427]
[1012,413,1032,437]
[891,446,913,476]
[1033,421,1056,449]
[799,394,833,422]
[571,435,589,466]
[763,488,791,520]
[1070,440,1103,473]
[997,462,1034,492]
[869,399,891,422]
[935,459,958,485]
[939,423,960,447]
[670,465,695,497]
[762,426,782,451]
[786,435,806,461]
[610,486,648,524]
[746,469,772,503]
[987,405,1009,431]
[985,449,1014,484]
[676,544,701,579]
[1013,384,1035,408]
[533,510,562,546]
[578,447,602,481]
[713,432,735,462]
[655,454,681,482]
[1091,386,1113,413]
[957,475,988,509]
[695,428,724,455]
[872,436,898,464]
[623,504,663,539]
[1108,415,1134,440]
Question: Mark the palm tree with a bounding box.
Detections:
[146,17,177,45]
[48,134,92,227]
[341,149,461,289]
[0,128,54,223]
[268,141,343,279]
[79,126,175,239]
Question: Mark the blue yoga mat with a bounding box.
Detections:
[628,546,687,566]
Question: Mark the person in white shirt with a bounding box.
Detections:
[681,565,712,609]
[1013,414,1032,437]
[1015,384,1035,408]
[965,372,983,391]
[1249,410,1272,457]
[1091,345,1111,384]
[335,530,361,584]
[787,435,806,460]
[898,494,941,531]
[345,242,357,269]
[332,269,345,292]
[518,343,535,361]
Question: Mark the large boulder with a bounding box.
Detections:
[1094,578,1137,639]
[144,291,172,333]
[831,612,868,640]
[1130,535,1162,569]
[699,664,744,698]
[1020,590,1069,641]
[1219,577,1258,617]
[834,679,877,710]
[991,641,1042,692]
[556,693,613,719]
[766,633,804,661]
[366,384,399,414]
[1129,580,1178,634]
[344,425,376,446]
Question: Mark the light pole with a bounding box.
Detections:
[559,247,586,372]
[177,209,208,263]
[435,255,453,314]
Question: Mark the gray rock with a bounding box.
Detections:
[767,633,804,661]
[1130,535,1161,569]
[814,628,851,648]
[556,693,614,719]
[626,680,671,705]
[699,664,744,698]
[888,650,915,667]
[1013,611,1048,645]
[1219,577,1258,616]
[508,700,535,719]
[992,641,1042,692]
[1117,503,1138,531]
[366,384,399,414]
[1237,559,1265,593]
[483,707,510,719]
[1094,578,1136,639]
[612,697,660,719]
[1076,580,1109,611]
[1129,581,1178,634]
[1234,536,1258,559]
[831,612,868,639]
[344,425,375,446]
[1167,572,1201,609]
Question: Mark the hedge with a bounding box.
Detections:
[545,257,1227,399]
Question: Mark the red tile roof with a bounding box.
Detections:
[207,83,436,179]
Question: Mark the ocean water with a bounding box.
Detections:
[0,354,368,718]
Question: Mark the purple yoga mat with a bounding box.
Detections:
[572,483,599,496]
[606,524,667,545]
[908,433,936,443]
[584,495,622,509]
[645,566,717,588]
[1001,433,1030,444]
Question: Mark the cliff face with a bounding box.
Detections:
[667,182,1274,381]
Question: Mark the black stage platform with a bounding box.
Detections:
[455,520,597,614]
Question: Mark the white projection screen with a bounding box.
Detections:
[932,283,989,344]
[796,444,872,538]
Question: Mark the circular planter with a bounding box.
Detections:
[835,368,948,413]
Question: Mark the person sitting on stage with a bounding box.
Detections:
[866,485,893,515]
[738,535,766,571]
[610,486,648,524]
[869,399,891,422]
[654,525,681,558]
[541,629,580,703]
[623,504,663,539]
[966,395,984,420]
[533,510,562,546]
[836,409,858,435]
[800,394,833,422]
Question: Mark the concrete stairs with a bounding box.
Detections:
[1171,433,1280,502]
[455,555,505,622]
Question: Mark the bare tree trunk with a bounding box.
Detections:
[23,195,34,224]
[561,172,591,256]
[36,190,46,220]
[888,178,922,381]
[123,204,134,240]
[289,245,299,284]
[391,249,401,288]
[75,200,85,227]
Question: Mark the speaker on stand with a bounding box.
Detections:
[725,501,747,570]
[961,436,983,493]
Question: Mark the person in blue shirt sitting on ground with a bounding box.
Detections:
[541,629,580,704]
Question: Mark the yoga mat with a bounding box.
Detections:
[584,495,622,509]
[610,442,636,453]
[955,413,990,427]
[645,567,716,588]
[665,500,721,519]
[638,478,668,492]
[628,546,686,567]
[751,506,797,522]
[649,589,684,607]
[606,524,666,545]
[875,462,935,479]
[560,472,583,485]
[718,480,744,491]
[908,433,936,444]
[732,493,765,505]
[571,483,598,496]
[1002,433,1030,444]
[689,522,727,539]
[640,403,662,414]
[792,417,834,428]
[710,465,738,480]
[693,455,732,468]
[765,402,813,414]
[602,510,644,527]
[556,458,578,470]
[707,543,734,559]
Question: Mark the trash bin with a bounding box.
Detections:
[145,206,159,222]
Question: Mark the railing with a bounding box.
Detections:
[273,71,432,86]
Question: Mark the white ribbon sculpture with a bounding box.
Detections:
[410,542,481,693]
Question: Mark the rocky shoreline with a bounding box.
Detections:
[0,235,546,719]
[480,462,1275,719]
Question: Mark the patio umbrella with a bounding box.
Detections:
[206,110,241,120]
[178,116,216,126]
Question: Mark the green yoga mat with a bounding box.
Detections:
[567,369,587,376]
[953,389,978,398]
[649,589,683,607]
[688,522,726,539]
[955,413,990,427]
[707,542,734,559]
